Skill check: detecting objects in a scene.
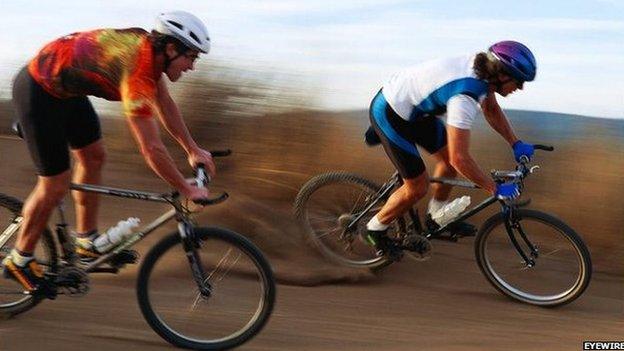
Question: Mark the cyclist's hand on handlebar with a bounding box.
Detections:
[188,147,216,177]
[181,184,209,204]
[512,140,534,163]
[496,183,520,200]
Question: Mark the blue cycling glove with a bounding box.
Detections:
[496,183,520,200]
[512,140,534,162]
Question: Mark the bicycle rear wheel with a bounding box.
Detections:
[475,209,592,307]
[294,172,397,268]
[136,226,275,350]
[0,193,57,317]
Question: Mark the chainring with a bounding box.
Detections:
[403,235,433,261]
[55,266,90,297]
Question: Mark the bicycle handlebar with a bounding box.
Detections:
[535,144,555,151]
[492,144,554,183]
[191,149,231,206]
[210,149,233,158]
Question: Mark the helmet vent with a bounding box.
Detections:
[189,31,200,44]
[156,11,210,53]
[167,20,184,30]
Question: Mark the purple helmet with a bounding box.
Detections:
[489,41,537,82]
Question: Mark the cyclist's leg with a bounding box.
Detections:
[15,172,71,253]
[412,116,476,235]
[3,172,68,294]
[430,147,456,201]
[375,173,428,224]
[367,90,429,235]
[71,140,105,234]
[11,65,73,253]
[409,115,456,206]
[5,66,71,291]
[66,96,104,235]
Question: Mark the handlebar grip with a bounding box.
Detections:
[210,149,232,157]
[534,144,554,151]
[192,192,229,206]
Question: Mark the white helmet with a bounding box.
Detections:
[155,11,210,53]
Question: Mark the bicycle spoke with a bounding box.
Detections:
[205,247,233,282]
[316,227,342,239]
[307,215,339,224]
[213,253,241,284]
[540,248,562,258]
[191,250,242,311]
[348,189,368,214]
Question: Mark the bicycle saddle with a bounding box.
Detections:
[364,126,381,146]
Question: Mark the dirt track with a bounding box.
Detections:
[0,110,622,350]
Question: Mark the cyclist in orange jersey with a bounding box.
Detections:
[3,11,215,294]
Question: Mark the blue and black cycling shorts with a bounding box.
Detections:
[12,66,101,176]
[368,89,447,179]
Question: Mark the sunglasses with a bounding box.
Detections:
[184,52,200,62]
[500,76,524,88]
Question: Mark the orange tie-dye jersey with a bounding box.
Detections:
[28,28,158,118]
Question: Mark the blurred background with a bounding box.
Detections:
[1,0,623,117]
[0,1,622,350]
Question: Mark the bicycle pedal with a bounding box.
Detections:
[28,274,59,300]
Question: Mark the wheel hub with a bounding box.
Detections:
[337,214,354,228]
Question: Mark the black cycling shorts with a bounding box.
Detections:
[12,66,101,176]
[369,90,447,179]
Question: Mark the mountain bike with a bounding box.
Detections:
[294,146,592,307]
[0,149,276,350]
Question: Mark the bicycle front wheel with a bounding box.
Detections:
[475,209,592,307]
[136,227,275,350]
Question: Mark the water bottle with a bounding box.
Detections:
[431,196,471,226]
[93,217,140,253]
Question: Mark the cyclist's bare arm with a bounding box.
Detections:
[480,92,519,146]
[155,79,216,175]
[126,116,207,199]
[446,126,496,194]
[155,79,197,153]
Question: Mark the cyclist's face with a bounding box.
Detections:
[496,73,524,97]
[165,48,200,82]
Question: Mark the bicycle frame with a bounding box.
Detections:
[344,171,535,266]
[53,183,194,274]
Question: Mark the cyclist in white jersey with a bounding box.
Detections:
[364,41,537,252]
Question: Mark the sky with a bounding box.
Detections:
[1,0,623,119]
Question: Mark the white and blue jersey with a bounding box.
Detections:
[368,54,489,177]
[381,54,488,130]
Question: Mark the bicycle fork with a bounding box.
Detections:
[503,205,539,268]
[178,221,212,298]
